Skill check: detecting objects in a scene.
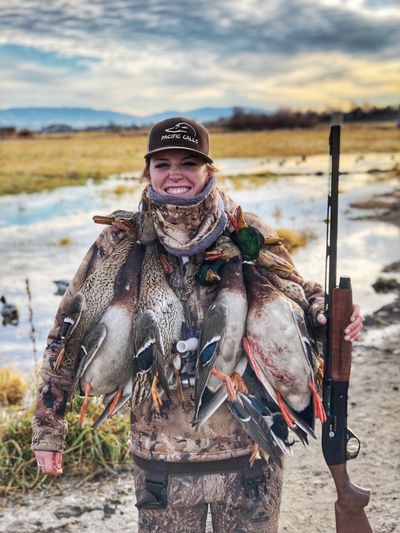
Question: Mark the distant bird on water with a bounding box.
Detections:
[53,280,70,296]
[1,296,19,326]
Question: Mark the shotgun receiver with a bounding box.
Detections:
[322,125,372,533]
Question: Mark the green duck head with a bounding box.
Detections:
[228,206,265,261]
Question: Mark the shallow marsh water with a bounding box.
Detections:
[0,152,398,371]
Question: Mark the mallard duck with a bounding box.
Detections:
[134,242,185,414]
[55,292,85,371]
[260,270,309,313]
[54,212,142,374]
[193,238,248,425]
[243,264,326,436]
[72,242,145,426]
[0,296,19,326]
[257,248,303,285]
[131,310,173,413]
[196,234,242,285]
[228,206,265,261]
[228,205,282,261]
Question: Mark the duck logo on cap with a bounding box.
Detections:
[164,122,197,136]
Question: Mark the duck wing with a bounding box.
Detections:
[228,392,285,466]
[72,322,107,396]
[60,292,85,341]
[132,310,172,409]
[194,302,228,417]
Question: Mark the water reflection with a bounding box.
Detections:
[0,154,398,371]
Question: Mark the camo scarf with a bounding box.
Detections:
[145,176,228,256]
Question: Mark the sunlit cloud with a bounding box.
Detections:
[0,0,398,113]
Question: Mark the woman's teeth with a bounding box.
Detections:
[166,187,190,194]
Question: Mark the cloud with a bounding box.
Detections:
[0,0,399,112]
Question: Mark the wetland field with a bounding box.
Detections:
[0,122,399,532]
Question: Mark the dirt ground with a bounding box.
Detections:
[1,191,399,533]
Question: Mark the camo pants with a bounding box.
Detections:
[133,460,283,533]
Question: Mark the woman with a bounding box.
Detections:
[32,117,363,532]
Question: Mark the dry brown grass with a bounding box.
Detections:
[276,227,316,253]
[0,368,28,406]
[0,122,398,196]
[58,236,74,246]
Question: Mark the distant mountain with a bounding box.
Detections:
[0,107,138,130]
[0,106,272,130]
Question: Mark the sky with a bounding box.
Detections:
[0,0,399,115]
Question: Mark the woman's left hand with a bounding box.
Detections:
[316,303,363,342]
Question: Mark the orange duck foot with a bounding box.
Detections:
[277,392,295,429]
[231,372,248,394]
[249,443,261,466]
[308,381,327,423]
[151,372,163,414]
[79,383,92,427]
[173,367,185,403]
[108,388,122,417]
[55,346,65,372]
[160,254,172,275]
[211,368,237,401]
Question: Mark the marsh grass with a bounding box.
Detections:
[1,122,398,196]
[276,227,315,253]
[0,398,130,496]
[58,236,74,246]
[0,368,28,406]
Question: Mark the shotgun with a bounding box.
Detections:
[322,125,372,533]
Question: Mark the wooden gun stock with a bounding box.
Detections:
[330,464,371,533]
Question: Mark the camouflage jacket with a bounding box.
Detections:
[31,192,325,460]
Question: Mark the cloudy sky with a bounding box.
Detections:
[0,0,399,115]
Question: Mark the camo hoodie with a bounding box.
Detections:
[31,191,325,459]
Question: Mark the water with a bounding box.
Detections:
[0,153,398,371]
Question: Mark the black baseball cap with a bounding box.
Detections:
[145,116,213,163]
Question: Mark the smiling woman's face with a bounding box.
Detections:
[147,149,211,198]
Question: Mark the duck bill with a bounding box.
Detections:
[235,206,248,230]
[228,212,240,233]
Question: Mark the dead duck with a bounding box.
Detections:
[134,242,185,414]
[0,296,19,326]
[72,241,145,426]
[228,206,272,261]
[243,264,325,438]
[260,269,309,313]
[131,309,173,413]
[54,212,142,374]
[193,238,248,426]
[197,233,242,285]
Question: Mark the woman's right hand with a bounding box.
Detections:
[34,450,63,476]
